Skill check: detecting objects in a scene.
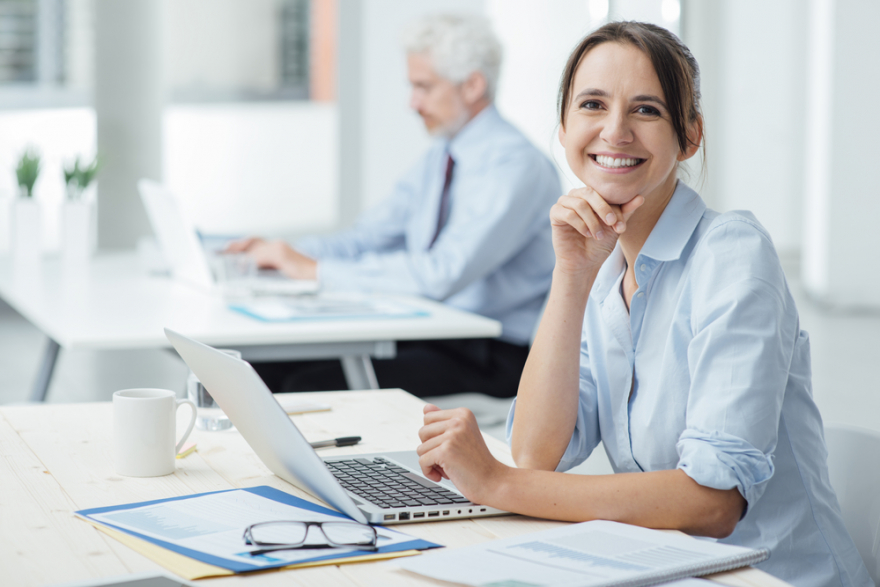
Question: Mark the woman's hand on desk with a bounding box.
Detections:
[417,404,510,506]
[225,238,317,280]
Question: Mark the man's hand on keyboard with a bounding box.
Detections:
[225,237,317,280]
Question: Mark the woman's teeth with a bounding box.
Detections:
[595,155,642,168]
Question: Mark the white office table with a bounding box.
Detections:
[0,389,790,587]
[0,253,501,401]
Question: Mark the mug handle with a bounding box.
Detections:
[175,398,198,455]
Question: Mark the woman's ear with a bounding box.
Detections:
[558,124,567,147]
[678,116,703,161]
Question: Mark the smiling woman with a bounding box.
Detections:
[414,21,872,587]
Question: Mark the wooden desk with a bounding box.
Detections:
[0,389,789,587]
[0,254,501,401]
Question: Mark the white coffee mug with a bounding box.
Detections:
[113,388,197,477]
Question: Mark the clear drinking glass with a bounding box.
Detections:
[216,252,257,299]
[186,349,241,431]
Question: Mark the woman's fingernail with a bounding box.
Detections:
[615,222,625,232]
[596,230,605,240]
[605,213,616,225]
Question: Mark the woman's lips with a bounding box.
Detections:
[589,153,646,174]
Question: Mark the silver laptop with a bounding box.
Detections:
[165,328,508,525]
[139,180,318,296]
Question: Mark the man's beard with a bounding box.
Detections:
[425,108,471,139]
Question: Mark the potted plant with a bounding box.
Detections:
[62,155,101,264]
[16,147,40,199]
[12,147,42,265]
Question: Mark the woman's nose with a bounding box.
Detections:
[600,111,633,146]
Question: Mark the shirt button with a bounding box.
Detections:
[640,264,647,272]
[637,292,645,298]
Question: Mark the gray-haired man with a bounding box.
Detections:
[231,14,560,397]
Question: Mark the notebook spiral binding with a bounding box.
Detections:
[607,547,771,587]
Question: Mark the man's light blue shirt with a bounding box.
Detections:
[507,182,870,587]
[296,105,560,345]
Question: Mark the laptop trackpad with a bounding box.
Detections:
[382,450,461,492]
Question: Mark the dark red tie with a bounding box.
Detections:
[429,153,455,249]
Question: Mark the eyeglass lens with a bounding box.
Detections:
[249,521,375,546]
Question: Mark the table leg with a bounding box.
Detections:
[340,355,379,390]
[235,341,394,391]
[29,337,60,402]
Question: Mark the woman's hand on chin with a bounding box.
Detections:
[416,404,509,506]
[549,186,644,275]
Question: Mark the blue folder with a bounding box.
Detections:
[76,485,441,573]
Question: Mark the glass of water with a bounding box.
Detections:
[186,349,241,431]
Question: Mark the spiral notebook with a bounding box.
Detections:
[394,519,769,587]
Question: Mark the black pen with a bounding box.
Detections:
[309,436,362,449]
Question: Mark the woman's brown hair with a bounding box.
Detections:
[558,21,702,155]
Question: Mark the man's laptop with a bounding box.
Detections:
[164,328,508,525]
[138,180,318,296]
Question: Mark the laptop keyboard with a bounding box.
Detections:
[326,457,474,509]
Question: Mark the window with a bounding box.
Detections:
[0,0,334,107]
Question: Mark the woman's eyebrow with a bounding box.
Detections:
[632,94,668,109]
[573,88,609,101]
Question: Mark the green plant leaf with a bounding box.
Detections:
[15,146,41,198]
[75,154,101,190]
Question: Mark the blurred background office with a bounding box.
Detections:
[0,0,878,462]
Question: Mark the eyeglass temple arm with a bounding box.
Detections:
[246,543,379,556]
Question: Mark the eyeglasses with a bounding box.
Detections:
[242,521,378,555]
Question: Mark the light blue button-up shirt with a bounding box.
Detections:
[296,105,560,345]
[507,182,870,586]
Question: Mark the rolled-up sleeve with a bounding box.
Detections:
[676,217,798,512]
[677,429,774,510]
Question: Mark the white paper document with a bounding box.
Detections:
[85,489,414,568]
[394,520,768,587]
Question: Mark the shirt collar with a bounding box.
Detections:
[590,181,706,302]
[591,244,627,303]
[639,181,706,263]
[445,104,500,160]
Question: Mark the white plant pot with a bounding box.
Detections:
[63,199,94,265]
[12,198,41,265]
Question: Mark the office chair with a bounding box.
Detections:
[825,423,880,585]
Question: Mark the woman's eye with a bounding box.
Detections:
[580,100,602,110]
[636,105,661,116]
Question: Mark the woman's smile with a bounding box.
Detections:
[590,152,648,173]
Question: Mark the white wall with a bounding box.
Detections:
[612,0,680,35]
[710,0,807,256]
[164,102,338,236]
[803,0,880,308]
